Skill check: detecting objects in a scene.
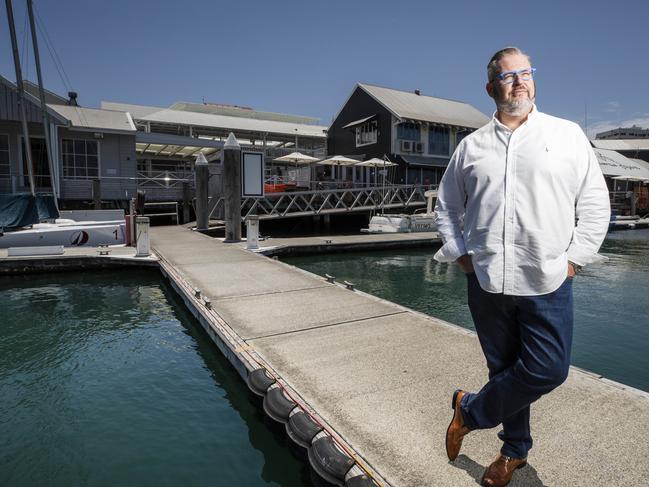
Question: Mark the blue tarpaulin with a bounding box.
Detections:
[0,193,59,229]
[36,194,59,220]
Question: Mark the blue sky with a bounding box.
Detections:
[2,0,648,137]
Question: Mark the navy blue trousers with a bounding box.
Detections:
[461,274,574,459]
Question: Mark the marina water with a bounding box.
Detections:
[0,270,309,486]
[284,229,649,393]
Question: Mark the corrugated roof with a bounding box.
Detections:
[114,105,327,138]
[358,83,489,129]
[593,148,649,178]
[591,139,649,151]
[170,101,320,125]
[48,104,136,133]
[629,158,649,170]
[100,101,165,119]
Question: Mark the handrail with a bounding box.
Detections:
[208,184,436,221]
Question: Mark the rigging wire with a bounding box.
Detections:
[32,2,89,128]
[33,5,73,91]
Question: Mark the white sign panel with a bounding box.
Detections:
[241,152,264,198]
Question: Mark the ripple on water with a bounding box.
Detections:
[0,270,308,487]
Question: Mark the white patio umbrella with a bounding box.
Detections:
[274,152,320,164]
[355,157,398,213]
[317,155,360,166]
[273,152,320,187]
[318,156,360,186]
[355,157,397,168]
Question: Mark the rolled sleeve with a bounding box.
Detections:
[434,237,467,262]
[434,146,467,263]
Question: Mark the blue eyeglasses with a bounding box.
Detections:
[495,68,536,84]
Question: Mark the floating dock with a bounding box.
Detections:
[148,226,649,487]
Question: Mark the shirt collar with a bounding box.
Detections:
[492,104,538,132]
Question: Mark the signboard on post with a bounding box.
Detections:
[241,152,264,198]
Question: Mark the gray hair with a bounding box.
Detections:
[487,47,531,81]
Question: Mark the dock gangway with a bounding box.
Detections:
[209,184,435,221]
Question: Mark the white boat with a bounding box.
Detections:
[0,209,126,248]
[362,190,438,234]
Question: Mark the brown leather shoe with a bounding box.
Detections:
[481,453,527,487]
[445,389,470,461]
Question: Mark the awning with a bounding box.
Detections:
[135,132,224,161]
[342,115,377,129]
[400,155,450,168]
[593,148,649,179]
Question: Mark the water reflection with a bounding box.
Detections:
[0,270,310,487]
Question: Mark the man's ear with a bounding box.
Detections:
[486,81,495,99]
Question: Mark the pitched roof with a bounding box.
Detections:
[48,104,136,133]
[593,148,649,178]
[591,139,649,151]
[169,101,320,125]
[102,101,328,138]
[358,83,489,129]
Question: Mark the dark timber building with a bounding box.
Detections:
[328,83,489,185]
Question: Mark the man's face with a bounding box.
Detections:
[486,53,536,116]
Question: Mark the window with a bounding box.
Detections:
[355,120,378,147]
[0,134,9,177]
[428,126,449,155]
[21,137,51,187]
[455,128,472,146]
[62,138,99,179]
[397,123,420,141]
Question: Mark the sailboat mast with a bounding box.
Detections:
[27,0,58,208]
[5,0,36,195]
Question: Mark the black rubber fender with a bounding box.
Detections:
[286,410,323,449]
[262,387,297,424]
[308,436,355,486]
[345,474,377,487]
[246,368,275,397]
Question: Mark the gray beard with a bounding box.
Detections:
[497,96,535,117]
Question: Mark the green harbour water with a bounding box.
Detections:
[0,270,309,487]
[284,229,649,393]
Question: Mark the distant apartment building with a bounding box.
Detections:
[596,125,649,139]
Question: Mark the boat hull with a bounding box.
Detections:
[362,214,437,233]
[0,222,126,248]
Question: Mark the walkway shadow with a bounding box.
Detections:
[451,455,546,486]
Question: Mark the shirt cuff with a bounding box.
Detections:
[566,246,608,267]
[434,237,467,263]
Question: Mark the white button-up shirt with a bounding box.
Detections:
[434,106,611,296]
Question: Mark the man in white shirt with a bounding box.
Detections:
[437,47,610,487]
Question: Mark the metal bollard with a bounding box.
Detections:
[136,216,150,257]
[246,215,260,250]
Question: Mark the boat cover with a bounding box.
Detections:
[0,193,59,229]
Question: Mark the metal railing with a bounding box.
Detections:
[209,184,435,221]
[137,170,193,189]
